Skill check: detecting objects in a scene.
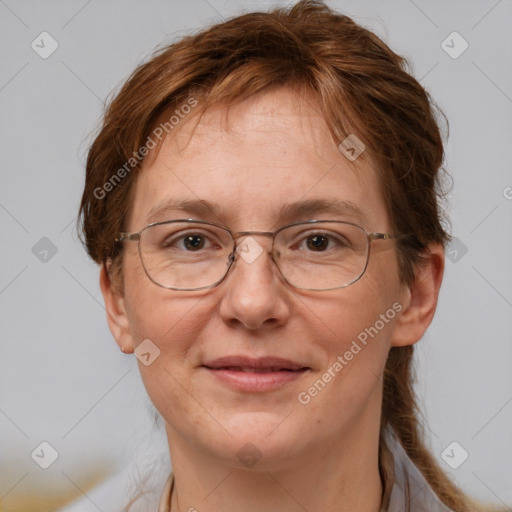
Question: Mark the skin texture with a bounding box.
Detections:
[100,87,444,512]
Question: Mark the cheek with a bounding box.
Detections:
[306,250,400,348]
[122,252,211,390]
[125,286,210,363]
[122,247,201,341]
[298,264,401,404]
[124,285,214,422]
[305,288,396,375]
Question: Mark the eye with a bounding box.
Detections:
[306,234,330,251]
[181,233,207,251]
[296,231,350,252]
[162,231,216,251]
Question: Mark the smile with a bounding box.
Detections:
[202,366,309,392]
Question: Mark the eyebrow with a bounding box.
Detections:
[144,197,367,225]
[278,198,366,224]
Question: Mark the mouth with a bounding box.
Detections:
[202,355,308,371]
[204,366,306,373]
[201,356,310,392]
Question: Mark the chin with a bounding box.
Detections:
[212,413,307,466]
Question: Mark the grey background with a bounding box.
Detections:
[1,0,511,510]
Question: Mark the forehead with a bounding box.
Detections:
[127,88,389,232]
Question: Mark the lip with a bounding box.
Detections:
[201,355,310,392]
[203,355,307,371]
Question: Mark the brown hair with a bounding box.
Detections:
[78,1,480,510]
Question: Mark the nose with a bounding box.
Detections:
[218,235,291,331]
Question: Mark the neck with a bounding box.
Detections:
[165,419,383,512]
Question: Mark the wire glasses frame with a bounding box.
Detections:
[115,219,398,291]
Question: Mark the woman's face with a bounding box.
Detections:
[114,87,409,469]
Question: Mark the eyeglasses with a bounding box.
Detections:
[115,219,398,291]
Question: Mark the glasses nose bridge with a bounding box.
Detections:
[233,229,274,236]
[229,230,278,269]
[232,230,276,247]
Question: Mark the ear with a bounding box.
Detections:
[391,243,445,347]
[99,263,135,354]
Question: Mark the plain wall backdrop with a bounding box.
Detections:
[1,1,511,510]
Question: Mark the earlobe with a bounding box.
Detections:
[391,244,445,348]
[99,263,135,354]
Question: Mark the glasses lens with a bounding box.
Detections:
[275,222,369,290]
[139,222,233,290]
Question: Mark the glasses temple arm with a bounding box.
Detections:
[115,232,140,243]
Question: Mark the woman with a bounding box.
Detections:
[78,1,492,510]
